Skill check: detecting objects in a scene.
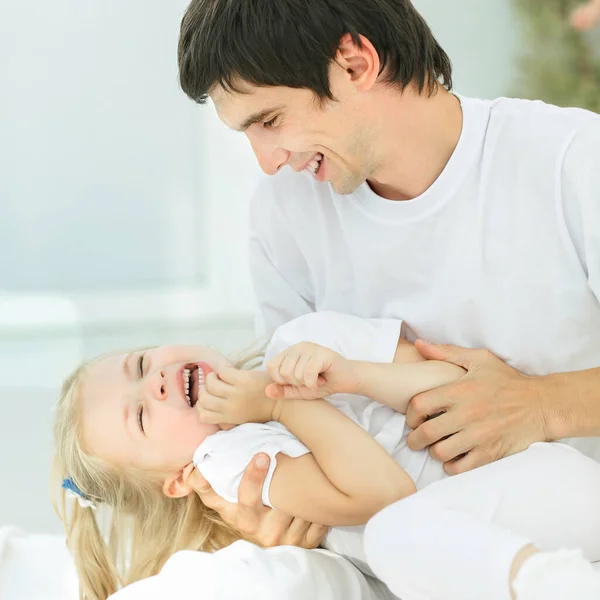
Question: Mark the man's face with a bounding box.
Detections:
[211,66,379,195]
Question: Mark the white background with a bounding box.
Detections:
[0,0,523,532]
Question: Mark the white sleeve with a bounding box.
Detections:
[193,423,309,508]
[561,118,600,303]
[265,311,403,365]
[248,177,315,336]
[109,541,393,600]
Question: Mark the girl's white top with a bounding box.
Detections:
[193,311,447,575]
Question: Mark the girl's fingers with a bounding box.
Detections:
[205,371,232,397]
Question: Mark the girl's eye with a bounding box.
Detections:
[137,406,145,433]
[137,353,145,378]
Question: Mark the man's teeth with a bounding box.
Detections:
[307,153,323,175]
[183,367,205,405]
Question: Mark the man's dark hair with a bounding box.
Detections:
[178,0,452,105]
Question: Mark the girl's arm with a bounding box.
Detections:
[198,369,416,526]
[266,340,466,414]
[269,397,416,526]
[350,357,465,414]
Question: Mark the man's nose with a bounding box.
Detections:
[248,135,290,175]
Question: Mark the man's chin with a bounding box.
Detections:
[218,423,236,431]
[330,178,363,196]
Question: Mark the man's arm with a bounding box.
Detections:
[539,367,600,440]
[406,342,600,474]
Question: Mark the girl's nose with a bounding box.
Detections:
[146,369,167,401]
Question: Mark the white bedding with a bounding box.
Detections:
[1,525,597,600]
[0,527,78,600]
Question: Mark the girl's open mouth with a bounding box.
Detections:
[182,363,211,407]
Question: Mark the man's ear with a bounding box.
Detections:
[162,462,195,498]
[335,33,380,91]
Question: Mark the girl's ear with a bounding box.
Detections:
[162,463,195,498]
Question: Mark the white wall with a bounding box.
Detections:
[0,0,522,533]
[415,0,522,99]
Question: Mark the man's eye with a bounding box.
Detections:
[137,354,145,377]
[263,116,278,128]
[137,406,145,433]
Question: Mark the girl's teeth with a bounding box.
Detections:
[183,368,191,403]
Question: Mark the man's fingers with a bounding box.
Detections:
[406,388,450,430]
[406,412,458,451]
[414,340,481,370]
[304,522,329,548]
[444,449,491,476]
[283,518,328,548]
[256,509,294,547]
[428,432,473,463]
[283,517,311,546]
[238,454,271,508]
[190,470,227,512]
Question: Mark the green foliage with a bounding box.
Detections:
[512,0,600,111]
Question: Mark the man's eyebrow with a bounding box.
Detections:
[238,106,284,132]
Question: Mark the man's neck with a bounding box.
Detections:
[367,86,463,201]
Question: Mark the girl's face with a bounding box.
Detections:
[80,345,231,478]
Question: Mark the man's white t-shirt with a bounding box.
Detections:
[248,96,600,387]
[193,311,445,576]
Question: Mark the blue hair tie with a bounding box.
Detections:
[62,477,97,510]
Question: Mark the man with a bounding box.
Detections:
[177,0,600,551]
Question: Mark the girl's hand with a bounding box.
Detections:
[265,342,358,400]
[196,368,276,425]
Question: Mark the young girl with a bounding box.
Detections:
[53,311,600,600]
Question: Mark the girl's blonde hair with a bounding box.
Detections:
[52,345,265,600]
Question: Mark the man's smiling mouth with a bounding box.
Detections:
[305,153,323,175]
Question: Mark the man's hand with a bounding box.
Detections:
[265,342,357,400]
[190,454,329,548]
[197,368,276,425]
[406,341,550,475]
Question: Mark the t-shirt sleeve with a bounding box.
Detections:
[193,423,309,508]
[248,176,316,337]
[264,311,403,365]
[561,119,600,303]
